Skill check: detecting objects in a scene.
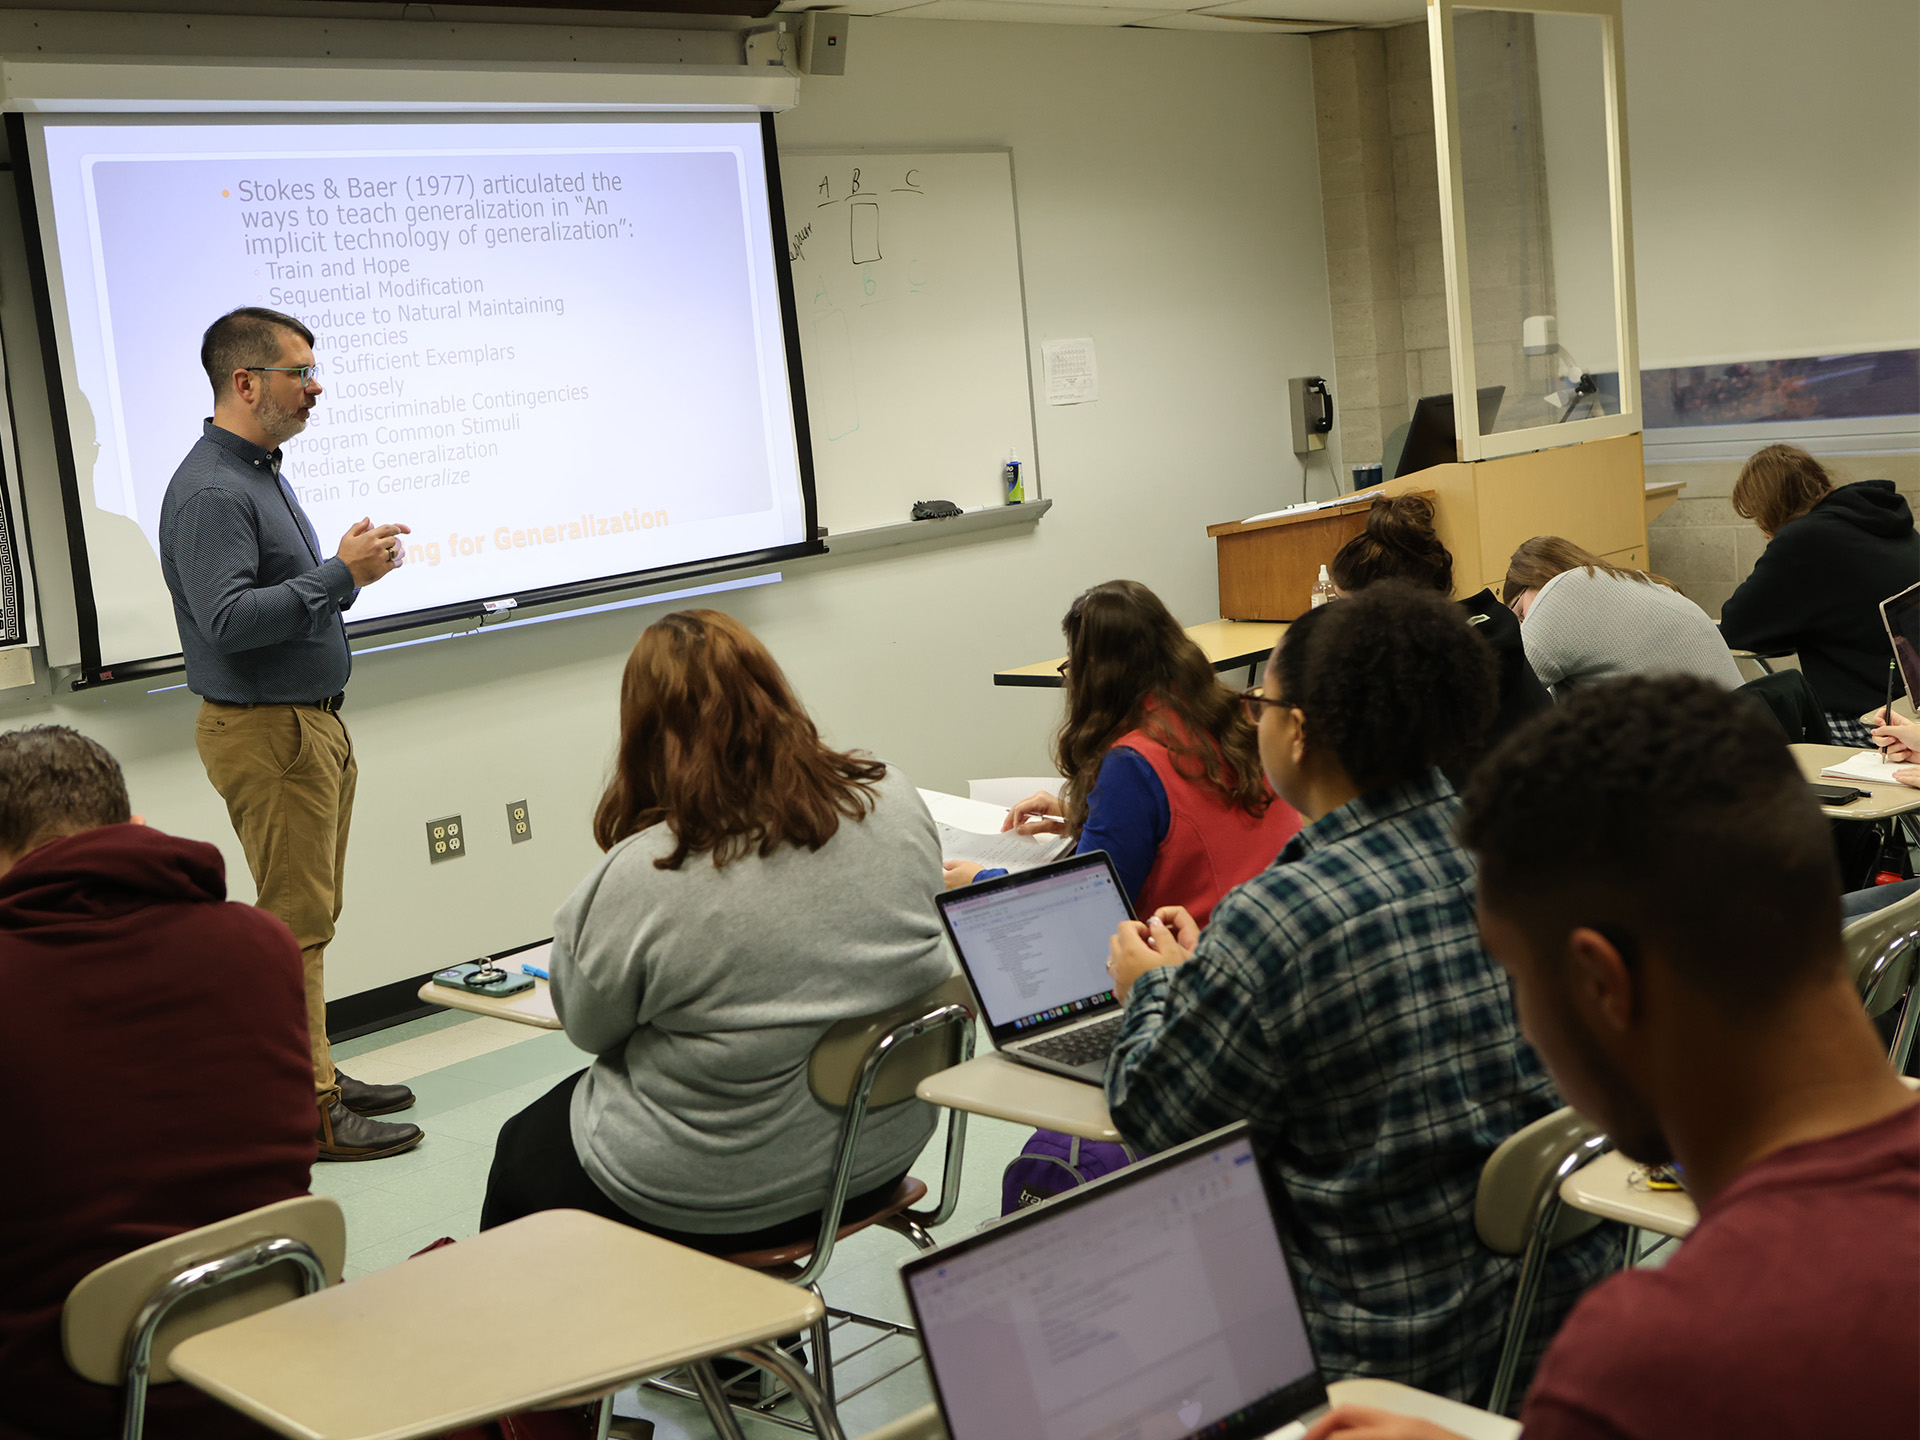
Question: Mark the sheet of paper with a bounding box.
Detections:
[938,826,1073,872]
[919,787,1071,872]
[919,788,1013,834]
[1241,494,1371,525]
[1043,338,1098,405]
[968,776,1062,809]
[1820,750,1916,784]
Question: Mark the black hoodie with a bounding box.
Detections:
[1720,479,1920,716]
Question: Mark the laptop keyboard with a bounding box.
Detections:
[1021,1015,1124,1067]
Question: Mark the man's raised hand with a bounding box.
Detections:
[338,517,412,586]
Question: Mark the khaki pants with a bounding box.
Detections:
[196,700,356,1107]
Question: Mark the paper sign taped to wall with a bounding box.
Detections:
[1044,338,1099,405]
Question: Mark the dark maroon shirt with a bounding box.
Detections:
[1521,1100,1920,1438]
[0,824,315,1440]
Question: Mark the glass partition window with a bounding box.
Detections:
[1430,0,1638,459]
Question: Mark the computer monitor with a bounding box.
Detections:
[1392,386,1506,479]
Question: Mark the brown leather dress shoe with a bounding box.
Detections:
[318,1100,424,1161]
[336,1068,415,1116]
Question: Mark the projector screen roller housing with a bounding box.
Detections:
[12,111,819,680]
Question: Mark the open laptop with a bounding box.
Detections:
[935,850,1135,1083]
[1881,581,1920,712]
[901,1122,1333,1440]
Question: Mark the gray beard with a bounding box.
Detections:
[256,388,309,448]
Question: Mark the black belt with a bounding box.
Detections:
[207,694,345,712]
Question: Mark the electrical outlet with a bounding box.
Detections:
[427,814,465,864]
[508,799,532,844]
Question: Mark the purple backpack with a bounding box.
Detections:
[1001,1128,1141,1215]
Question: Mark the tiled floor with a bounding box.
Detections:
[322,1010,1031,1437]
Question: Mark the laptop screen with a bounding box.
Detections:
[938,853,1130,1033]
[904,1129,1323,1440]
[1883,582,1920,710]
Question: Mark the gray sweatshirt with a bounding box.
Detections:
[1521,566,1745,697]
[550,767,954,1235]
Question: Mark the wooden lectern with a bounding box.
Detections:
[1207,433,1649,620]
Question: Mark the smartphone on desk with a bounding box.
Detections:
[1810,783,1870,805]
[433,962,535,997]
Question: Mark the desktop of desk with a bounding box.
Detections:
[1560,1150,1697,1240]
[170,1209,825,1440]
[1643,479,1684,525]
[1793,744,1920,821]
[995,619,1284,689]
[1562,1076,1920,1242]
[417,940,561,1030]
[916,1053,1120,1142]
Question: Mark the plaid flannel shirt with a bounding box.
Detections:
[1105,770,1618,1405]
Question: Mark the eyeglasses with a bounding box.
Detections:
[247,364,321,383]
[1055,659,1070,676]
[1237,686,1289,721]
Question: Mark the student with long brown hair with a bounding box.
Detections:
[1502,536,1743,697]
[946,580,1300,927]
[480,610,953,1250]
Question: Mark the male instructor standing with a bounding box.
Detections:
[160,306,421,1161]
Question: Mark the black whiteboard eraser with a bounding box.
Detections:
[912,500,964,520]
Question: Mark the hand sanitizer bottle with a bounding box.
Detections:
[1311,564,1335,608]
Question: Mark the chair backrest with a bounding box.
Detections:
[1843,885,1920,1020]
[63,1194,345,1385]
[1475,1107,1607,1255]
[810,973,975,1109]
[1737,669,1832,746]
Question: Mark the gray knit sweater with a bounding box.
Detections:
[1520,566,1745,697]
[550,767,954,1234]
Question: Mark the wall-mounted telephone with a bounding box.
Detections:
[1289,376,1334,455]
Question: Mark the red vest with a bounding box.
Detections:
[1114,728,1302,927]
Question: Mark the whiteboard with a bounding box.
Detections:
[779,150,1039,536]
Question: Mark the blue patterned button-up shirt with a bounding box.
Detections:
[159,421,358,704]
[1105,770,1618,1405]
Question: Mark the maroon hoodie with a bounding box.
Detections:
[0,824,314,1440]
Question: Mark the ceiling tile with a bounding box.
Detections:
[1194,0,1421,20]
[1129,9,1337,29]
[889,0,1185,19]
[774,0,928,12]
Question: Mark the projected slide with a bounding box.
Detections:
[31,116,811,668]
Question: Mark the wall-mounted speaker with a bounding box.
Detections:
[798,12,849,75]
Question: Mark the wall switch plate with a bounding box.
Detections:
[508,799,532,844]
[427,814,465,863]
